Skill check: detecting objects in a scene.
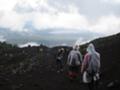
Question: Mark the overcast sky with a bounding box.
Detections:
[0,0,120,46]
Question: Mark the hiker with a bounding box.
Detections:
[81,43,100,90]
[56,48,65,73]
[67,45,82,81]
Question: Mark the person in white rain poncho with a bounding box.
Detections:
[67,45,82,80]
[81,43,100,90]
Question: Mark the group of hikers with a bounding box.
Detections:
[56,43,100,90]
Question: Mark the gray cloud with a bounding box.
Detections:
[47,0,120,19]
[0,0,120,46]
[14,3,34,13]
[14,0,120,20]
[0,35,6,42]
[0,27,103,46]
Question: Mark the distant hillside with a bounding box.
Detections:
[95,33,120,82]
[80,33,120,52]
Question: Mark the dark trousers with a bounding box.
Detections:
[56,59,63,71]
[68,66,80,80]
[88,78,99,90]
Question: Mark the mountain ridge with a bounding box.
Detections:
[0,32,120,90]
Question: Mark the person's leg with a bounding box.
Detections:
[93,73,100,90]
[88,77,94,90]
[56,60,61,72]
[88,81,94,90]
[67,66,75,80]
[60,60,63,71]
[88,83,93,90]
[94,80,99,90]
[73,66,80,80]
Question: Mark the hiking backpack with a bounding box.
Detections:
[87,53,100,75]
[70,52,81,66]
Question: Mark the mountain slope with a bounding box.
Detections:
[0,33,120,90]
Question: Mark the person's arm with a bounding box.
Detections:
[98,53,101,69]
[78,51,82,63]
[67,52,71,65]
[81,54,89,74]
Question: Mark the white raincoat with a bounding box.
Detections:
[82,43,100,83]
[67,45,82,66]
